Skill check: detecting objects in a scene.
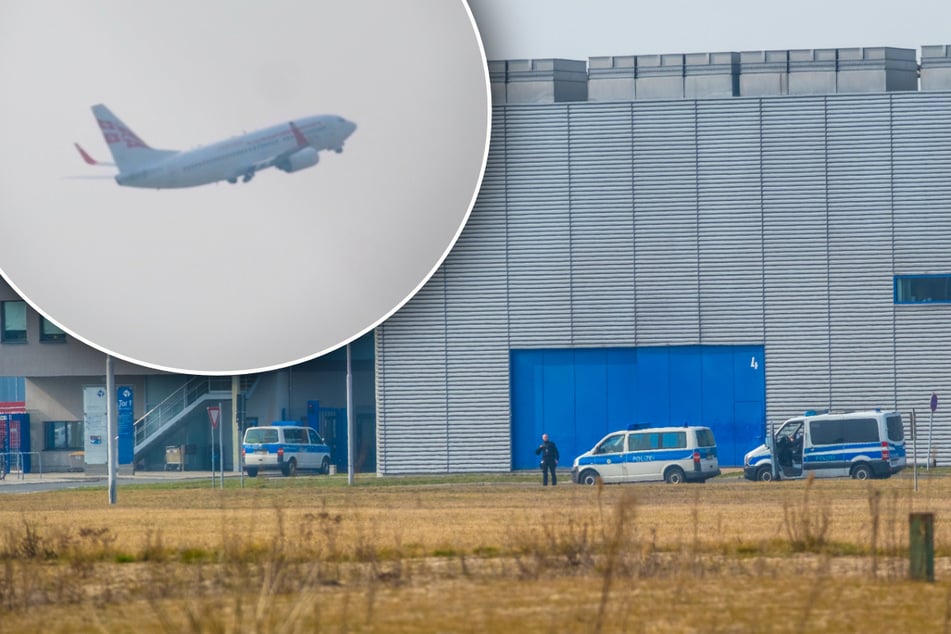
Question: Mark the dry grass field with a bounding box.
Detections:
[0,470,949,632]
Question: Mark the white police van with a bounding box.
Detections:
[241,423,332,477]
[572,425,721,485]
[743,409,906,481]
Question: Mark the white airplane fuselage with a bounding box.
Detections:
[77,105,357,189]
[117,115,355,189]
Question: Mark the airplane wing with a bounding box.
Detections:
[226,122,318,183]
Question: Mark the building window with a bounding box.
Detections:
[895,275,951,303]
[45,421,83,450]
[1,301,27,343]
[40,317,66,343]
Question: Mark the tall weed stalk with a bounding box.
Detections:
[782,474,830,552]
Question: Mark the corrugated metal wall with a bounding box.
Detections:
[376,92,951,474]
[569,104,636,345]
[761,97,833,413]
[892,94,951,458]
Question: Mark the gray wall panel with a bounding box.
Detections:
[375,270,449,473]
[445,110,512,471]
[696,99,765,343]
[567,103,636,346]
[895,308,951,463]
[826,96,897,409]
[506,106,573,346]
[892,94,951,272]
[761,97,832,418]
[891,93,951,450]
[633,101,700,344]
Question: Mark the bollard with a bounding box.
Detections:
[909,513,935,582]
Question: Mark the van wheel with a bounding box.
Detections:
[321,457,331,475]
[755,466,773,482]
[579,469,600,485]
[664,466,686,484]
[246,468,258,478]
[282,458,297,477]
[851,463,872,480]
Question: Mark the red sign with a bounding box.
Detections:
[207,406,221,429]
[0,402,26,415]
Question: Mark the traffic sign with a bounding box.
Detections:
[931,393,938,413]
[207,406,221,429]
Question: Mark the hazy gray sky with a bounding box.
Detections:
[468,0,951,60]
[0,0,488,374]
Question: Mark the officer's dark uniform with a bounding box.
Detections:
[535,437,560,486]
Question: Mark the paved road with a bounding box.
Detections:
[0,469,242,494]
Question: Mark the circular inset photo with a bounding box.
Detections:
[0,0,489,374]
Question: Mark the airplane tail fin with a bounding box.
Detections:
[90,104,176,172]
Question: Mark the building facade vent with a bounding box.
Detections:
[921,45,951,91]
[489,58,588,104]
[493,46,929,104]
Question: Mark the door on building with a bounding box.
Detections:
[510,345,765,469]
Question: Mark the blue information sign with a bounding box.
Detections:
[931,393,938,413]
[117,386,134,465]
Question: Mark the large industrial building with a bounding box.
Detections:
[374,44,951,472]
[3,44,951,475]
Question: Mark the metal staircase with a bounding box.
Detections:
[133,376,232,456]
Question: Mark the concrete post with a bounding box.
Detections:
[909,512,935,582]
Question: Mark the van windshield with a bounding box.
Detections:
[595,434,625,454]
[245,428,279,444]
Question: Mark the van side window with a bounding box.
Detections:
[810,418,878,445]
[640,432,687,449]
[660,432,687,449]
[886,415,904,442]
[695,429,716,447]
[307,429,322,444]
[284,428,305,444]
[630,433,651,451]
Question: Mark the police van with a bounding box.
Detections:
[743,409,906,481]
[572,425,721,485]
[241,422,332,477]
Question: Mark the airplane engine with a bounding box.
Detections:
[278,147,319,173]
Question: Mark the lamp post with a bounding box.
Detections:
[106,355,117,505]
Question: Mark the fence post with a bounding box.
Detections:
[909,512,935,582]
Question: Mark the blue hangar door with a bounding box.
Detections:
[510,346,765,469]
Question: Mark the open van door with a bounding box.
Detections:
[774,420,804,478]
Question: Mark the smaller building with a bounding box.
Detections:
[0,278,376,474]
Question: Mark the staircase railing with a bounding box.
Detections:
[134,376,231,447]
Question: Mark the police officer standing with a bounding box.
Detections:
[535,433,560,486]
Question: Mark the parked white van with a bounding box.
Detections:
[241,423,332,477]
[571,425,721,485]
[743,409,906,481]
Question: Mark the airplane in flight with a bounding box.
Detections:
[75,104,357,189]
